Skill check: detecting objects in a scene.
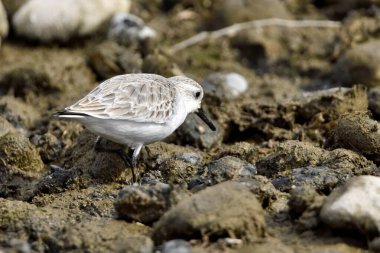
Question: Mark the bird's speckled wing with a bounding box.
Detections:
[66,74,176,123]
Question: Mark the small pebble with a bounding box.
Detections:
[108,12,156,46]
[203,72,248,100]
[320,176,380,238]
[160,239,191,253]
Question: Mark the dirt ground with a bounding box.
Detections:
[1,0,380,252]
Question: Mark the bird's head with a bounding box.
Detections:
[168,76,216,131]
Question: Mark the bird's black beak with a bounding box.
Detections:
[195,107,216,131]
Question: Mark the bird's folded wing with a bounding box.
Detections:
[66,74,176,123]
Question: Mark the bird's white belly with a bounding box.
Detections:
[75,94,188,147]
[81,117,175,146]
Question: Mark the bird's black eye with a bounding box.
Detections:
[195,91,201,99]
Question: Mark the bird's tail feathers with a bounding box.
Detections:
[53,110,89,119]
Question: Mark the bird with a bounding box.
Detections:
[54,73,216,182]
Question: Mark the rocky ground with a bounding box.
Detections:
[1,0,380,252]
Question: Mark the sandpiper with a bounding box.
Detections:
[54,73,216,181]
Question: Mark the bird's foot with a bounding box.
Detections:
[94,136,136,182]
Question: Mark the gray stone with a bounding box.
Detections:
[175,152,201,165]
[320,176,380,237]
[116,236,154,253]
[175,113,222,150]
[203,72,248,100]
[114,183,189,224]
[108,13,156,47]
[240,177,289,213]
[272,166,353,193]
[333,40,380,87]
[87,41,142,80]
[206,156,256,183]
[152,181,266,243]
[160,239,191,253]
[369,87,380,117]
[257,140,376,182]
[188,156,257,191]
[207,0,292,29]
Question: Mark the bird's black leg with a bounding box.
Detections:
[131,144,143,181]
[94,136,135,181]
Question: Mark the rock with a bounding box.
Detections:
[285,154,375,192]
[114,183,190,224]
[288,186,325,230]
[152,181,266,243]
[368,87,380,117]
[288,186,323,218]
[159,239,191,253]
[175,152,201,165]
[35,166,84,194]
[203,72,248,100]
[62,131,132,183]
[141,51,182,77]
[331,112,380,163]
[297,85,368,123]
[116,236,154,253]
[0,198,38,231]
[0,115,15,138]
[0,197,152,252]
[256,140,327,177]
[142,142,204,185]
[258,141,377,192]
[206,0,293,30]
[206,156,257,181]
[0,68,58,99]
[12,0,131,42]
[240,176,289,213]
[1,238,32,253]
[174,113,222,150]
[188,156,257,190]
[87,41,142,80]
[0,95,41,129]
[0,0,8,41]
[108,13,156,47]
[341,8,380,45]
[48,220,153,253]
[272,166,351,193]
[0,132,45,178]
[232,25,338,73]
[213,142,258,164]
[320,176,380,239]
[0,131,45,198]
[333,41,380,87]
[230,31,285,68]
[369,237,380,253]
[313,0,376,19]
[0,44,96,113]
[30,133,63,163]
[239,238,295,253]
